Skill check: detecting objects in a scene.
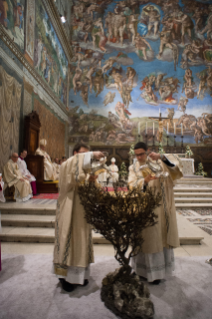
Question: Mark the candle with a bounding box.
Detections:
[146,122,147,135]
[167,122,169,135]
[159,108,160,116]
[174,123,176,135]
[153,122,155,135]
[138,122,140,135]
[181,123,183,136]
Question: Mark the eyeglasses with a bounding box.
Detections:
[135,152,146,157]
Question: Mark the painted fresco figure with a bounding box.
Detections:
[158,27,178,71]
[0,0,9,28]
[178,96,188,114]
[181,40,203,69]
[159,85,175,103]
[143,5,160,37]
[113,12,127,46]
[126,14,138,44]
[174,11,194,46]
[73,66,83,95]
[105,11,114,42]
[134,34,153,60]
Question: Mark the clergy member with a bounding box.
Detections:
[35,139,58,181]
[53,143,104,292]
[0,174,5,203]
[53,158,60,176]
[108,157,119,183]
[128,142,183,284]
[17,150,37,195]
[3,153,33,202]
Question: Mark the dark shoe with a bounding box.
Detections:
[151,279,161,285]
[59,278,76,292]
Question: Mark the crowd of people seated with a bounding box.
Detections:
[0,139,67,203]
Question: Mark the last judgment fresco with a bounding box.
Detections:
[68,0,212,147]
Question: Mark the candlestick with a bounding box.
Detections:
[174,123,176,135]
[181,123,183,136]
[167,122,169,135]
[146,122,147,135]
[153,122,155,135]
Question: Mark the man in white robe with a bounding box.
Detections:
[17,150,37,195]
[0,174,5,203]
[3,153,32,202]
[108,157,119,183]
[53,158,60,176]
[53,143,104,292]
[35,139,58,181]
[128,142,183,284]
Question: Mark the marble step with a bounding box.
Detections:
[174,192,212,198]
[174,188,212,193]
[174,197,212,203]
[175,203,212,208]
[1,214,55,228]
[0,213,204,245]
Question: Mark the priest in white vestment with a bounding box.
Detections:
[17,150,37,195]
[108,157,119,183]
[35,139,58,181]
[53,158,60,176]
[53,143,104,292]
[128,142,183,284]
[0,174,5,203]
[3,153,32,202]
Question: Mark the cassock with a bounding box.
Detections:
[3,159,32,202]
[35,148,58,181]
[108,164,119,183]
[17,157,37,195]
[53,152,94,284]
[53,162,60,176]
[128,155,183,282]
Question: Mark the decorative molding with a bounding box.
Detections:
[0,25,68,122]
[42,0,73,60]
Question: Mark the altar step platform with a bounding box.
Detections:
[1,181,212,245]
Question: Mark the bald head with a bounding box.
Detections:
[11,153,19,163]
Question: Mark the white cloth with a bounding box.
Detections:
[0,174,5,203]
[131,248,175,282]
[53,265,90,285]
[108,164,119,183]
[17,158,36,182]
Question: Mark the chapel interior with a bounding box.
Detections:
[0,0,212,318]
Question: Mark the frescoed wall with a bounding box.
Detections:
[34,0,68,105]
[26,0,35,62]
[0,0,25,51]
[68,0,212,148]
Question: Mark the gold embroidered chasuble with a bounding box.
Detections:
[3,159,32,199]
[53,153,94,277]
[128,157,183,254]
[35,148,58,181]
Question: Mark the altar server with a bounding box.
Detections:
[108,157,119,183]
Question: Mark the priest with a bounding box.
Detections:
[3,153,32,202]
[108,157,119,183]
[53,143,104,292]
[35,139,58,181]
[53,158,60,176]
[17,150,37,195]
[128,142,183,284]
